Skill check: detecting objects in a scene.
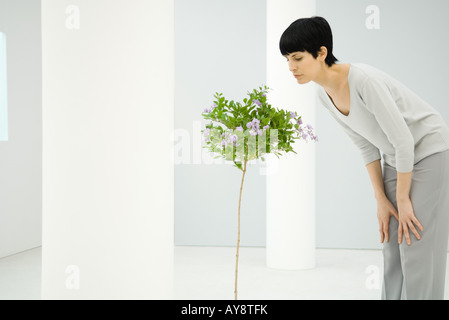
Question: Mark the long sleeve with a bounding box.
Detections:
[361,78,415,173]
[332,114,382,166]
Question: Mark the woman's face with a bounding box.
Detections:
[284,50,322,85]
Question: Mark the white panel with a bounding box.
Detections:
[41,0,174,299]
[0,0,42,260]
[266,0,316,270]
[0,32,7,141]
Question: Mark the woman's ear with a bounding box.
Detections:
[317,46,328,62]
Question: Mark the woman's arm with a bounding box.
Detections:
[396,171,423,245]
[362,79,415,173]
[366,159,386,200]
[366,161,423,245]
[361,80,422,244]
[366,160,398,243]
[396,171,412,201]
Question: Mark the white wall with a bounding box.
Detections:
[174,0,267,247]
[0,32,7,142]
[0,0,42,259]
[41,0,174,299]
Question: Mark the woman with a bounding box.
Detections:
[280,16,449,300]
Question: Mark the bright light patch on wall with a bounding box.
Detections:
[0,32,8,141]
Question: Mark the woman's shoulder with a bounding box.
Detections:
[349,63,397,92]
[350,63,389,82]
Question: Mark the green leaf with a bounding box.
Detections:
[200,86,317,169]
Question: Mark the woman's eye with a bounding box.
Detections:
[285,57,302,62]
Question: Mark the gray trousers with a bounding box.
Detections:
[382,150,449,300]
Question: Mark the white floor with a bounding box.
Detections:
[174,246,384,300]
[1,246,447,300]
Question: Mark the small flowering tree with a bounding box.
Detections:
[201,86,317,300]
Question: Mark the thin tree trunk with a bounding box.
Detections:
[235,159,247,300]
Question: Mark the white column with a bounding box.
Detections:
[266,0,316,270]
[41,0,174,299]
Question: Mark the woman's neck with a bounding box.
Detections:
[314,63,350,95]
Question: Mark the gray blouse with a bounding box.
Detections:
[317,63,449,173]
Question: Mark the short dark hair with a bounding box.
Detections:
[279,16,338,67]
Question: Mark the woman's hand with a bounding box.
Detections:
[397,197,423,245]
[377,196,399,243]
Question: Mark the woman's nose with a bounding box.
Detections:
[288,61,296,72]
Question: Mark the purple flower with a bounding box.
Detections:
[235,126,243,132]
[246,118,260,131]
[251,118,260,129]
[224,134,239,147]
[263,125,270,130]
[296,122,318,142]
[248,128,263,136]
[253,99,262,107]
[203,103,217,114]
[297,118,303,125]
[203,128,211,142]
[290,111,297,118]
